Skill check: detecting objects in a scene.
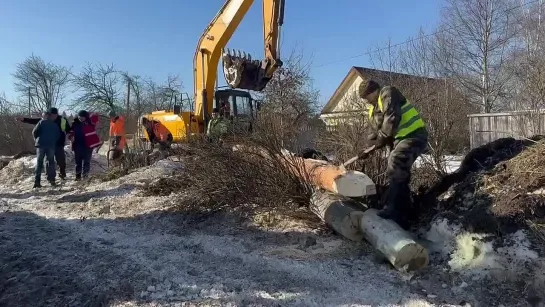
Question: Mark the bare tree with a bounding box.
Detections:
[122,73,146,117]
[504,1,545,135]
[259,48,319,123]
[144,78,160,111]
[255,48,321,150]
[158,75,183,111]
[435,0,517,112]
[72,63,121,112]
[12,55,71,112]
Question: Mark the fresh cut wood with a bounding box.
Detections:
[300,158,376,197]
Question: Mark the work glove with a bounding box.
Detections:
[369,136,390,149]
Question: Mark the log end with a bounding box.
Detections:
[333,170,376,197]
[393,243,429,271]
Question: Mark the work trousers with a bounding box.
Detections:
[35,147,56,183]
[387,137,428,183]
[74,147,93,178]
[383,137,428,210]
[44,146,66,177]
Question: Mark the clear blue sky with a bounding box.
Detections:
[0,0,443,110]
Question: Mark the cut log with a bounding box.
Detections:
[310,191,429,271]
[359,208,429,271]
[310,191,367,242]
[300,158,376,197]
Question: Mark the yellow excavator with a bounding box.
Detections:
[139,0,285,143]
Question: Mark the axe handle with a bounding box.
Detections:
[339,145,377,169]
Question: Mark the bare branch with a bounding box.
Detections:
[12,54,71,112]
[72,63,121,113]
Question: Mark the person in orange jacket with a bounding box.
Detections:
[141,117,173,150]
[108,110,126,163]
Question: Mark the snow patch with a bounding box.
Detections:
[425,218,539,281]
[414,155,462,174]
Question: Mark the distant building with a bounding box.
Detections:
[320,66,442,128]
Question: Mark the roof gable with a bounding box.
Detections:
[321,67,360,114]
[321,66,443,114]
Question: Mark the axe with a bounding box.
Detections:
[339,145,376,171]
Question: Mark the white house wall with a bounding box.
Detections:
[320,76,367,126]
[331,76,364,113]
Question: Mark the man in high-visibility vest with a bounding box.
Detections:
[108,110,126,165]
[358,79,428,223]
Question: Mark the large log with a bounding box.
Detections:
[310,191,367,242]
[359,208,429,271]
[310,190,429,271]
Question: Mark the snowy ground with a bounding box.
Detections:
[0,150,540,306]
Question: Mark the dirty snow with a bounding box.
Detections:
[425,219,540,278]
[0,151,540,306]
[414,155,462,174]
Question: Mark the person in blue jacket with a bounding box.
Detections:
[17,107,71,179]
[32,112,60,188]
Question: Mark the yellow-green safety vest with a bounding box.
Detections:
[368,95,425,139]
[60,117,67,132]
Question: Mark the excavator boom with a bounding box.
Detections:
[193,0,285,126]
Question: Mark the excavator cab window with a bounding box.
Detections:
[214,89,254,119]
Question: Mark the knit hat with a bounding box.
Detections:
[49,107,59,115]
[78,110,90,118]
[358,79,381,99]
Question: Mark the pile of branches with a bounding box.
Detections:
[143,119,315,216]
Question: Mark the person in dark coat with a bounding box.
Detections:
[68,110,101,180]
[32,112,61,188]
[16,107,71,179]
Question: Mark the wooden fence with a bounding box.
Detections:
[468,110,545,148]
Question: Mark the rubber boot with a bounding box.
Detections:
[75,173,82,181]
[33,180,42,189]
[377,181,404,223]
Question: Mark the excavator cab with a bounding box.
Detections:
[213,89,258,134]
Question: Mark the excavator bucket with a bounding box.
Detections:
[222,48,271,92]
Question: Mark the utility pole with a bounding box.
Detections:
[126,79,131,130]
[27,87,31,116]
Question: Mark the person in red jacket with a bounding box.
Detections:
[68,110,101,180]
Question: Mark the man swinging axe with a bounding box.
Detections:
[357,79,428,224]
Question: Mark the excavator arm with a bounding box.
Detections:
[193,0,285,125]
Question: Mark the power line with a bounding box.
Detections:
[315,0,540,68]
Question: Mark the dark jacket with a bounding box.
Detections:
[22,116,71,147]
[70,118,87,150]
[70,118,101,151]
[370,86,428,146]
[33,119,61,148]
